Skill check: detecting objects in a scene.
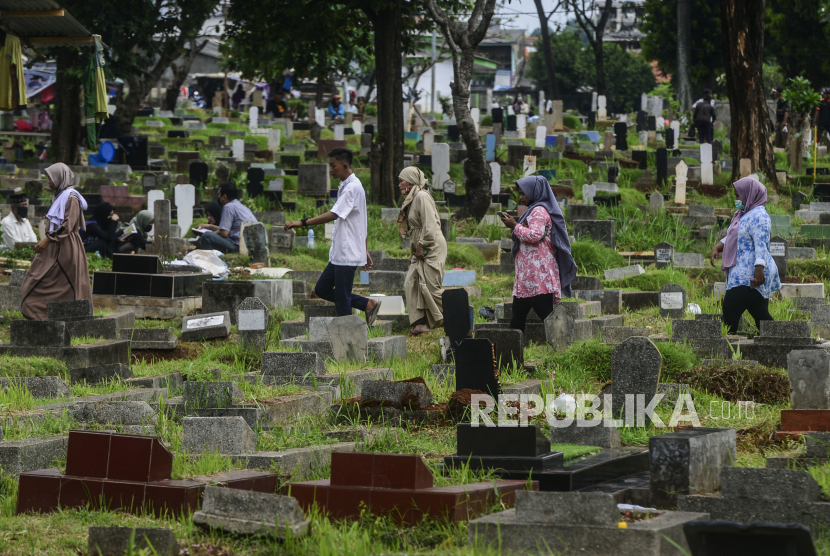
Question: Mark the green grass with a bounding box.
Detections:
[0,355,67,380]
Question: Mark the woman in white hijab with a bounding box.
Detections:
[20,163,91,319]
[397,166,447,336]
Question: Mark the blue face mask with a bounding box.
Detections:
[735,200,745,210]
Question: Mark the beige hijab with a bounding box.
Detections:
[397,166,430,239]
[45,163,75,196]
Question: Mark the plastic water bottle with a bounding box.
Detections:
[307,228,316,249]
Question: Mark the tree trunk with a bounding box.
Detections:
[315,76,325,105]
[367,3,404,206]
[533,0,559,99]
[451,49,491,222]
[164,42,207,112]
[593,39,606,96]
[114,50,181,136]
[720,0,778,187]
[51,48,82,164]
[676,0,693,110]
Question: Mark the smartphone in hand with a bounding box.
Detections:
[497,211,508,219]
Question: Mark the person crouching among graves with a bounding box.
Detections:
[196,182,257,254]
[116,209,154,254]
[20,163,91,320]
[499,176,576,333]
[397,166,447,336]
[284,147,381,325]
[0,192,37,250]
[80,202,119,257]
[710,177,781,334]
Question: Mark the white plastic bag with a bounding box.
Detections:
[552,393,576,417]
[184,249,229,279]
[687,303,701,315]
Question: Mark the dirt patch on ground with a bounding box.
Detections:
[400,376,427,385]
[782,275,822,284]
[446,388,489,421]
[130,343,204,364]
[695,184,728,198]
[676,364,790,405]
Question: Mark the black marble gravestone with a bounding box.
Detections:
[607,165,619,183]
[614,122,627,151]
[445,424,563,471]
[636,110,647,132]
[491,108,504,125]
[506,115,517,132]
[631,150,647,169]
[665,127,675,152]
[447,125,460,142]
[587,110,596,130]
[364,124,374,136]
[455,338,500,397]
[246,168,265,198]
[647,116,656,131]
[656,147,668,186]
[189,161,209,188]
[442,289,471,345]
[683,522,815,556]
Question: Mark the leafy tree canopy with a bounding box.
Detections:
[765,0,830,89]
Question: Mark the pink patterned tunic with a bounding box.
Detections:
[512,206,562,300]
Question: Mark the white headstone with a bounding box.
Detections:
[315,108,326,125]
[490,161,501,195]
[351,120,362,135]
[248,106,258,131]
[670,121,681,150]
[700,143,713,186]
[640,93,648,112]
[591,92,598,112]
[538,90,545,111]
[486,89,493,114]
[334,124,345,141]
[650,97,664,130]
[583,183,596,204]
[432,143,451,190]
[675,160,688,205]
[174,183,195,235]
[213,106,222,117]
[423,129,434,155]
[638,131,648,145]
[597,96,607,120]
[147,190,165,237]
[516,114,527,139]
[470,108,480,133]
[232,139,244,162]
[535,125,547,149]
[268,128,280,151]
[522,155,536,178]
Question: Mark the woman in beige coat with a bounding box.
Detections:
[397,166,447,336]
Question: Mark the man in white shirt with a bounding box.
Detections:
[0,193,38,250]
[285,147,381,324]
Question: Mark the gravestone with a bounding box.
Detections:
[654,241,674,269]
[431,144,451,190]
[665,127,675,153]
[544,303,592,350]
[597,95,607,119]
[659,284,687,318]
[770,235,788,281]
[490,162,501,195]
[247,167,265,198]
[475,328,523,370]
[787,350,830,409]
[327,314,368,362]
[516,115,527,139]
[174,184,195,235]
[297,164,330,196]
[522,155,536,178]
[243,222,270,266]
[670,120,681,149]
[238,297,269,352]
[142,173,157,192]
[631,150,647,170]
[649,191,664,213]
[249,106,259,130]
[269,226,294,254]
[215,162,230,182]
[656,148,668,186]
[602,131,614,151]
[611,336,662,422]
[485,134,495,162]
[443,289,472,349]
[334,124,345,141]
[675,160,687,204]
[423,129,434,154]
[189,162,208,188]
[455,338,499,398]
[582,183,596,205]
[181,312,231,342]
[534,126,547,149]
[154,199,171,254]
[613,122,627,151]
[700,143,713,186]
[647,115,656,131]
[232,139,244,161]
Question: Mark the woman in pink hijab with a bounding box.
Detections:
[710,177,780,334]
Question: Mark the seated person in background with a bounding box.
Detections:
[196,182,257,253]
[266,90,289,119]
[80,202,119,257]
[116,209,153,254]
[327,94,345,120]
[0,193,38,250]
[205,201,222,227]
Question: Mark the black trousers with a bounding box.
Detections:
[510,293,554,333]
[722,285,773,334]
[696,120,713,144]
[314,263,370,317]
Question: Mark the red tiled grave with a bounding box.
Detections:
[15,469,61,514]
[102,481,146,511]
[59,477,105,510]
[65,430,111,478]
[287,452,535,523]
[144,480,204,517]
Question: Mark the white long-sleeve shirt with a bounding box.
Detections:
[0,212,38,250]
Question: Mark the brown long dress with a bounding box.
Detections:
[21,194,91,320]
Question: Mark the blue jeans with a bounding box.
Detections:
[315,263,369,316]
[199,231,238,253]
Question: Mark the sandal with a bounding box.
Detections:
[365,299,382,327]
[407,324,430,337]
